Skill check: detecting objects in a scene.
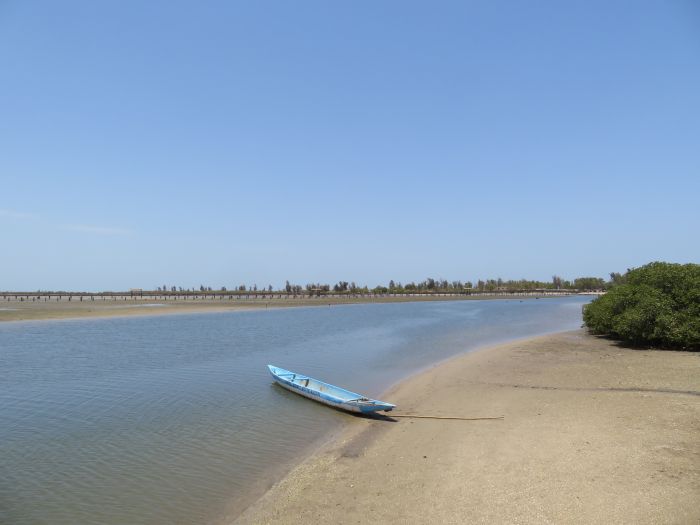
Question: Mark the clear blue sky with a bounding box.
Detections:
[1,1,699,291]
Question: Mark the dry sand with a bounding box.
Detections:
[234,330,700,525]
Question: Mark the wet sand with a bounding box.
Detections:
[234,330,700,524]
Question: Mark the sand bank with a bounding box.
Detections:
[0,300,263,322]
[234,330,700,524]
[0,294,562,323]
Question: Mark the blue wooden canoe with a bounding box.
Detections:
[267,365,395,414]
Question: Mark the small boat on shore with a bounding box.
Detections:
[267,365,395,414]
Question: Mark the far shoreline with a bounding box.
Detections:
[0,293,580,324]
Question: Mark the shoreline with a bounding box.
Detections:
[224,334,546,521]
[218,330,592,522]
[0,294,569,323]
[232,330,700,524]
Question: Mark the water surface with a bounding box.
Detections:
[0,296,590,524]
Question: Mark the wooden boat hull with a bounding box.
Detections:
[268,365,395,414]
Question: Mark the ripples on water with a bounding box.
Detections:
[0,297,590,524]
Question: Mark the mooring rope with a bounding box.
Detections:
[390,414,504,421]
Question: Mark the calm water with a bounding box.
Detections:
[0,297,590,524]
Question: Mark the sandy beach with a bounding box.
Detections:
[234,330,700,524]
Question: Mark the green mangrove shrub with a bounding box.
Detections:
[583,262,700,350]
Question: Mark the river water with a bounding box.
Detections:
[0,296,590,524]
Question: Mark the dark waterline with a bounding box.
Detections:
[0,296,591,524]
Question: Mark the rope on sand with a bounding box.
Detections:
[390,414,504,421]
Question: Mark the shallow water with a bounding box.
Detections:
[0,296,590,524]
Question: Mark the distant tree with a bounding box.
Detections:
[609,272,626,286]
[239,285,246,291]
[552,275,562,289]
[268,285,272,292]
[573,277,605,291]
[285,280,292,293]
[221,286,227,292]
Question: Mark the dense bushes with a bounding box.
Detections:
[583,262,700,350]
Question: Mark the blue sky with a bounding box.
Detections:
[1,1,699,291]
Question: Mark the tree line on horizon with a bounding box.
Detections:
[23,274,613,295]
[145,274,611,295]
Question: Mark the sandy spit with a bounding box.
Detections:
[232,330,700,525]
[0,294,564,323]
[0,300,278,322]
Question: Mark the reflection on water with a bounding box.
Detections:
[0,296,590,524]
